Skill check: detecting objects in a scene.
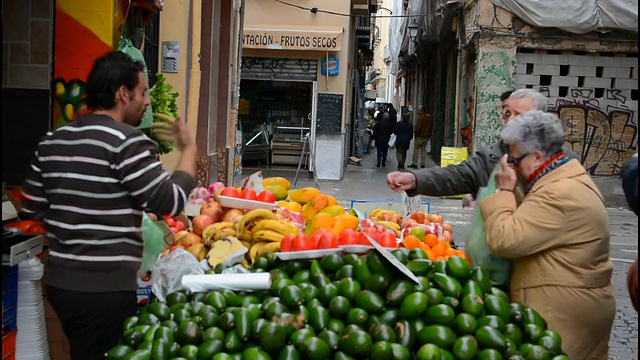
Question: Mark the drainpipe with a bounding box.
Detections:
[186,0,202,180]
[453,11,463,148]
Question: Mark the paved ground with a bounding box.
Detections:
[239,146,638,358]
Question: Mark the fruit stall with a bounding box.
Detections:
[108,176,570,360]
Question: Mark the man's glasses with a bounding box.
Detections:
[508,154,529,167]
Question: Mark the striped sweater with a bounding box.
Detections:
[21,114,195,293]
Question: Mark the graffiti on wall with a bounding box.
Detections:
[551,88,637,176]
[52,79,89,129]
[460,95,474,153]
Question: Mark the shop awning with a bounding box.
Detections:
[242,25,344,51]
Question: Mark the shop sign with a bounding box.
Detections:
[243,26,343,51]
[240,57,318,81]
[321,57,339,76]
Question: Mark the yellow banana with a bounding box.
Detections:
[153,112,176,123]
[252,219,299,236]
[369,209,385,218]
[375,220,400,231]
[202,221,234,246]
[256,242,281,259]
[152,121,173,130]
[249,242,267,263]
[237,209,277,237]
[253,230,285,243]
[241,230,253,243]
[213,227,237,242]
[241,240,252,248]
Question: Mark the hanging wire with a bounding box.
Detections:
[273,0,450,18]
[120,0,133,40]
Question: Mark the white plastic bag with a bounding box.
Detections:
[388,134,397,149]
[151,248,205,302]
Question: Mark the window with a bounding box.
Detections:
[143,13,160,88]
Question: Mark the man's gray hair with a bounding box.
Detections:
[418,105,424,112]
[509,89,548,111]
[501,111,565,156]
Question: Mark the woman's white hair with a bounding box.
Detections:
[501,111,566,156]
[509,89,548,111]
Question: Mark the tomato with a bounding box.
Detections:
[169,226,178,233]
[164,217,176,227]
[291,234,313,251]
[240,188,257,201]
[174,221,185,232]
[256,190,276,203]
[221,186,240,198]
[280,234,295,252]
[310,228,330,249]
[360,219,375,229]
[378,230,398,248]
[338,229,359,246]
[317,232,338,249]
[358,227,379,246]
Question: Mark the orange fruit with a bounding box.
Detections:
[445,248,458,257]
[432,244,446,256]
[402,235,421,250]
[418,242,431,252]
[425,250,436,261]
[424,234,438,247]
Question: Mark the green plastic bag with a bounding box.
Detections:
[465,164,513,286]
[139,212,165,274]
[117,39,154,129]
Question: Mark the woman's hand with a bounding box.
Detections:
[496,154,517,191]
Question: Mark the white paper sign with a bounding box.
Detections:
[363,232,420,284]
[401,192,422,219]
[240,171,264,193]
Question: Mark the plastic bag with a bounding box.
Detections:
[117,39,154,129]
[388,134,397,149]
[465,164,512,286]
[151,248,205,302]
[139,213,165,274]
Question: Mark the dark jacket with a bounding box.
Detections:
[394,121,414,149]
[373,118,395,146]
[389,108,398,123]
[406,141,580,198]
[620,155,638,215]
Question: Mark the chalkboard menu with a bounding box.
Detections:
[316,93,343,133]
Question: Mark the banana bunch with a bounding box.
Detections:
[375,220,402,238]
[151,113,176,143]
[369,208,397,218]
[236,209,277,241]
[201,221,236,247]
[249,242,281,264]
[237,209,300,263]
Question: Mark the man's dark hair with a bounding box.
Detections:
[86,51,145,110]
[500,90,515,102]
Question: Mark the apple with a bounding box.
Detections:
[192,214,214,236]
[173,230,189,245]
[200,200,223,222]
[222,208,244,222]
[409,226,426,241]
[178,232,202,248]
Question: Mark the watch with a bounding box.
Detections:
[495,188,514,194]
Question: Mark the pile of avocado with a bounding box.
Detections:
[106,249,568,360]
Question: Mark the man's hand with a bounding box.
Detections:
[387,172,417,192]
[495,154,517,191]
[174,117,196,152]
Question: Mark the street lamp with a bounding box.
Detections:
[408,18,419,43]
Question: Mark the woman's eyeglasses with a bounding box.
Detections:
[508,154,529,167]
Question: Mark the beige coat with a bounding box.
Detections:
[481,160,615,360]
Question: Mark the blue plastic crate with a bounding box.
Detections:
[2,265,18,332]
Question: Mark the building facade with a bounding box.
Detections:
[392,0,638,177]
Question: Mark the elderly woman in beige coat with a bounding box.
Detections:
[481,111,615,360]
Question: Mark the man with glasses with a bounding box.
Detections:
[388,89,577,198]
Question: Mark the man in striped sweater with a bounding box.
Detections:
[21,52,197,359]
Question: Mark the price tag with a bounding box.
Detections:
[240,171,264,193]
[362,231,420,284]
[401,192,422,219]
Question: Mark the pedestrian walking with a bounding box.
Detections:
[621,153,638,312]
[393,111,413,169]
[407,105,432,168]
[372,112,395,168]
